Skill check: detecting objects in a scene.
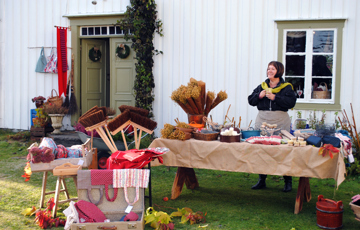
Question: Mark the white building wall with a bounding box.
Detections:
[0,0,359,137]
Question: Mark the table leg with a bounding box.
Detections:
[294,177,311,214]
[171,167,199,200]
[39,171,48,208]
[52,176,62,218]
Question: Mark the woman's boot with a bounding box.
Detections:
[251,174,267,189]
[283,176,292,192]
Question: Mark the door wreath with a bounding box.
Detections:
[89,46,102,62]
[115,44,130,59]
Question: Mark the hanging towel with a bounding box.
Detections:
[57,27,67,97]
[113,169,150,205]
[91,170,118,202]
[35,47,48,73]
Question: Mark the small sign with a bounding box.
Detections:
[125,205,133,213]
[77,159,84,166]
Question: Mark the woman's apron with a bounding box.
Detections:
[254,111,291,133]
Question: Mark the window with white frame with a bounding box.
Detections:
[284,29,335,102]
[276,20,345,110]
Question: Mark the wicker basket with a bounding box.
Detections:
[193,132,219,141]
[46,89,63,107]
[349,202,360,221]
[312,82,331,99]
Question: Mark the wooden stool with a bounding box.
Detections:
[39,171,78,218]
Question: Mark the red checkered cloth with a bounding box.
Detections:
[91,170,118,202]
[75,200,107,223]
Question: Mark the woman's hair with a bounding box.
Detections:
[268,61,284,78]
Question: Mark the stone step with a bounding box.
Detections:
[48,131,83,147]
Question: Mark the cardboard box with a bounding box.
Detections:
[29,139,94,172]
[71,170,145,230]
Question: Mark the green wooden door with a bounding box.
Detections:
[81,39,106,115]
[110,38,136,116]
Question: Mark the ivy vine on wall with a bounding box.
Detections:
[116,0,163,117]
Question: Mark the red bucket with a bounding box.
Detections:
[316,195,343,229]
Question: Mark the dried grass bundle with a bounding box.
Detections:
[210,91,228,111]
[160,123,175,138]
[185,86,199,114]
[204,91,215,116]
[169,129,186,140]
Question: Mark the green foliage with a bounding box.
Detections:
[117,0,163,117]
[307,109,326,129]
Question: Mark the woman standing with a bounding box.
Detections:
[248,61,297,192]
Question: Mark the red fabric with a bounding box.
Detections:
[124,211,139,221]
[106,149,164,169]
[90,170,118,202]
[75,200,107,223]
[57,27,67,97]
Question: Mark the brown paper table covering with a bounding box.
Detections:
[149,138,346,187]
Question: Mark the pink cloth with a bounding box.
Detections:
[75,200,107,223]
[91,170,117,202]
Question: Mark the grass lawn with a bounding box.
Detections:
[0,129,360,229]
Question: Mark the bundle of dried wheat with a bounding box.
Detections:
[170,78,227,116]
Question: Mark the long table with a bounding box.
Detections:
[149,138,346,214]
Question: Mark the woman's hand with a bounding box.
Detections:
[266,91,275,101]
[259,90,266,99]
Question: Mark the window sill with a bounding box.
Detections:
[294,103,341,111]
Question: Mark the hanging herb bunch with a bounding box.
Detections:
[88,46,102,62]
[116,0,163,117]
[116,44,130,59]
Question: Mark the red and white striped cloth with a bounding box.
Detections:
[113,169,150,205]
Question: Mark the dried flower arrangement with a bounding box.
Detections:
[43,103,69,115]
[32,96,46,102]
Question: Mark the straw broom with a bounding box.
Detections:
[204,91,215,116]
[190,85,203,114]
[185,87,199,114]
[171,86,192,114]
[210,90,228,111]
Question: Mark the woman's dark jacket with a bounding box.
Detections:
[248,78,297,112]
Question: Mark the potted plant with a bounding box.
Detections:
[32,96,46,108]
[43,103,69,134]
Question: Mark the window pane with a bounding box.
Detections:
[285,77,304,99]
[312,55,333,76]
[285,55,305,76]
[81,28,87,35]
[109,26,115,34]
[312,78,332,99]
[101,27,107,35]
[95,27,100,35]
[286,31,306,52]
[88,27,94,35]
[116,26,121,34]
[313,30,334,53]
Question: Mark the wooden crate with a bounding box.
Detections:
[30,126,54,141]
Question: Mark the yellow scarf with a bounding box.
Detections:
[261,82,293,94]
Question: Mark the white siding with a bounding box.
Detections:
[0,0,359,137]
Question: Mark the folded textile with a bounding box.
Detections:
[63,201,79,230]
[245,135,282,145]
[75,200,107,223]
[124,211,139,221]
[107,148,167,169]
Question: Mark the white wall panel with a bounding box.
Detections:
[0,0,359,135]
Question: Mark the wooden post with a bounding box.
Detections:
[294,177,311,214]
